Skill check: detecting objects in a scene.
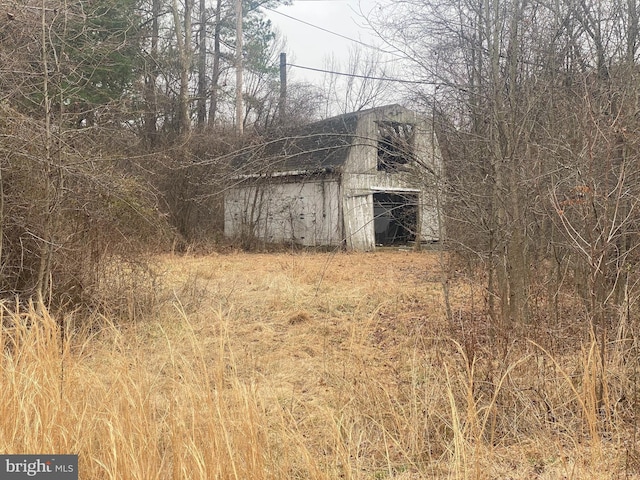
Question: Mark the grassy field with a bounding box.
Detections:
[1,251,638,479]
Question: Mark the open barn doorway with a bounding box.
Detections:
[373,192,418,246]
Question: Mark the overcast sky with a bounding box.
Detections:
[264,0,389,86]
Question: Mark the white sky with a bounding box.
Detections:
[264,0,388,86]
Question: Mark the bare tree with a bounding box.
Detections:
[321,46,395,115]
[373,0,640,333]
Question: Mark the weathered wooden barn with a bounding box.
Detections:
[224,104,442,251]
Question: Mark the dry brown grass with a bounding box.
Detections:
[1,251,639,479]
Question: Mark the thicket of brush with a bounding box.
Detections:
[0,103,176,318]
[2,252,639,479]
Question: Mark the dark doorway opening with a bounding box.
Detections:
[373,192,418,246]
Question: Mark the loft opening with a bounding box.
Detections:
[373,192,418,246]
[377,121,415,172]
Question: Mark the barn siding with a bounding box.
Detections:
[224,178,342,246]
[343,192,375,251]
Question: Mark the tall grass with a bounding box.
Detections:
[0,304,321,479]
[1,252,638,478]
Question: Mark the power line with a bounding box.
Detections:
[288,62,440,85]
[264,6,403,57]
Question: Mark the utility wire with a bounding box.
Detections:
[288,62,441,85]
[264,6,403,57]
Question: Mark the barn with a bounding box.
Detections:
[224,104,443,251]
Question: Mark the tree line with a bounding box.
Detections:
[3,0,640,346]
[0,0,322,309]
[372,0,640,412]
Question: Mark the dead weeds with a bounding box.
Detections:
[1,250,637,479]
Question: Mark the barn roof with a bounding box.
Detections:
[234,104,409,176]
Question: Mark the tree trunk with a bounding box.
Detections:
[196,0,207,126]
[171,0,193,135]
[208,0,222,126]
[144,0,160,145]
[36,0,54,304]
